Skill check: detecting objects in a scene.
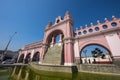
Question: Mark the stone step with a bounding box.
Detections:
[43,45,63,65]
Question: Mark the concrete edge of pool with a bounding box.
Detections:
[29,62,120,75]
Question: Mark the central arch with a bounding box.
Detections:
[41,12,74,65]
[45,29,64,44]
[43,29,64,65]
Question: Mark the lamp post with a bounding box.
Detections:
[0,32,17,63]
[83,50,87,64]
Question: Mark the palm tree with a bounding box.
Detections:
[91,48,105,63]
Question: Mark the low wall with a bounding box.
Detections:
[30,63,78,73]
[113,59,120,66]
[30,62,120,74]
[77,64,120,74]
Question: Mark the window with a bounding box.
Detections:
[89,29,93,33]
[83,30,87,34]
[56,19,60,23]
[78,32,81,35]
[95,27,99,31]
[111,22,117,27]
[102,25,108,29]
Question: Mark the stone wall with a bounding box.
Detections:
[77,64,120,74]
[30,62,77,73]
[113,59,120,66]
[30,62,120,74]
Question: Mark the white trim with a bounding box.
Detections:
[64,63,76,66]
[30,49,34,59]
[24,51,27,59]
[38,61,41,64]
[74,41,79,57]
[105,32,120,57]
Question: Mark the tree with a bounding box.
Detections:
[91,48,105,63]
[91,48,104,58]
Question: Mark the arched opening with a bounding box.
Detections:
[80,44,112,64]
[55,34,60,43]
[45,29,64,45]
[111,22,117,27]
[57,19,60,23]
[25,53,31,64]
[32,52,40,62]
[43,29,64,65]
[74,33,77,37]
[18,54,24,63]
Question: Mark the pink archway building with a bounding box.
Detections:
[17,11,120,66]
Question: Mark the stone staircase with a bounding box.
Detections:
[42,44,63,65]
[113,59,120,67]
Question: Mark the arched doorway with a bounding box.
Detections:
[18,54,24,63]
[80,44,112,64]
[32,52,40,62]
[43,30,64,65]
[42,12,74,65]
[45,30,64,45]
[25,53,31,64]
[55,34,60,43]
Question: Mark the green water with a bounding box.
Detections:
[0,66,120,80]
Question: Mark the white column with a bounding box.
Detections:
[59,34,62,42]
[105,32,120,58]
[23,51,27,63]
[74,40,80,64]
[58,34,63,46]
[24,51,27,60]
[30,49,35,61]
[50,36,55,47]
[74,40,79,58]
[17,51,21,62]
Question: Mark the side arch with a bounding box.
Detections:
[32,51,40,62]
[25,53,31,63]
[79,40,112,57]
[18,54,24,63]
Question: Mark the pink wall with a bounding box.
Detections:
[78,34,112,55]
[18,12,120,64]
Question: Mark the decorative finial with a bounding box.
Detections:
[85,24,88,28]
[48,21,52,26]
[80,26,82,29]
[90,22,93,26]
[97,20,100,24]
[104,18,109,22]
[65,11,70,15]
[112,15,115,18]
[76,27,78,30]
[46,21,52,29]
[104,18,108,21]
[64,11,72,20]
[55,16,62,24]
[112,15,116,20]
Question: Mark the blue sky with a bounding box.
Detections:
[0,0,120,51]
